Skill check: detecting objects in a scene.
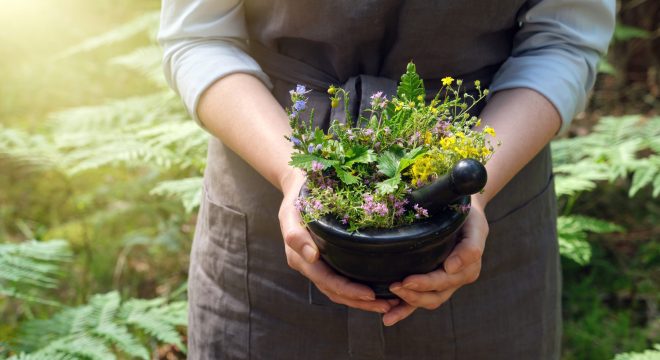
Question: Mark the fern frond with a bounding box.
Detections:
[13,292,186,359]
[613,344,660,360]
[552,115,660,198]
[109,45,166,87]
[150,177,203,213]
[557,215,625,265]
[54,11,160,59]
[0,240,71,303]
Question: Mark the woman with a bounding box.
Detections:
[159,1,614,358]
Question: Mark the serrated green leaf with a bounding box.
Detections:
[398,147,426,173]
[344,147,376,168]
[289,154,337,170]
[375,174,402,194]
[377,151,401,178]
[334,166,360,185]
[396,62,425,101]
[629,165,657,197]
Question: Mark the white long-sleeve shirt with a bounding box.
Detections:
[158,0,615,133]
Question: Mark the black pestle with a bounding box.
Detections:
[408,158,487,214]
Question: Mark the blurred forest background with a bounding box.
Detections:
[0,0,658,359]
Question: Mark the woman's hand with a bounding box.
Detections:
[278,169,399,313]
[382,197,489,326]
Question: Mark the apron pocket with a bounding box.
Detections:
[188,191,250,359]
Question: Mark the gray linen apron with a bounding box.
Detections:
[188,0,561,359]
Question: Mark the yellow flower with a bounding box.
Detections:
[441,76,454,86]
[476,119,481,127]
[430,107,439,115]
[424,131,433,145]
[417,95,424,102]
[331,98,339,108]
[484,126,496,137]
[481,146,492,156]
[327,85,337,95]
[440,136,456,149]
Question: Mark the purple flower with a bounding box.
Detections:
[363,128,374,137]
[315,144,323,152]
[293,100,307,112]
[341,215,350,225]
[374,202,388,216]
[370,91,385,108]
[413,204,429,219]
[289,84,308,96]
[393,198,409,217]
[458,203,471,214]
[311,161,324,172]
[294,197,306,212]
[290,135,302,146]
[308,144,315,153]
[433,120,450,136]
[312,199,324,211]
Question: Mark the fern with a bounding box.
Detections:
[396,62,425,101]
[54,11,161,59]
[557,216,625,265]
[0,240,71,305]
[552,115,660,197]
[613,344,660,360]
[10,292,187,359]
[150,177,203,213]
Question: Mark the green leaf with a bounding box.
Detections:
[333,166,360,185]
[613,24,651,41]
[398,146,426,173]
[344,147,376,168]
[289,154,337,171]
[396,62,425,101]
[376,151,401,178]
[629,164,657,197]
[375,174,402,195]
[597,59,617,75]
[557,215,624,265]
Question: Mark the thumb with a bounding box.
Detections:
[279,198,319,263]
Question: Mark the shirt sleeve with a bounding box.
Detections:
[489,0,616,134]
[158,0,272,127]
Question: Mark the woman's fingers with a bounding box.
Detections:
[444,205,489,275]
[278,196,319,263]
[284,246,391,313]
[382,302,417,327]
[390,260,480,310]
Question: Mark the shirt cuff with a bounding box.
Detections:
[166,41,272,128]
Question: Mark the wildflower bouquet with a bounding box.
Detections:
[287,63,497,232]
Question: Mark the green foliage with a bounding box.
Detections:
[613,345,660,360]
[553,116,660,198]
[557,215,624,265]
[613,24,651,42]
[396,62,426,102]
[9,291,186,360]
[0,240,71,305]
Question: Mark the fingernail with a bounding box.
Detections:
[360,294,375,301]
[445,255,462,274]
[403,282,418,290]
[390,284,401,292]
[302,245,317,263]
[383,317,396,326]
